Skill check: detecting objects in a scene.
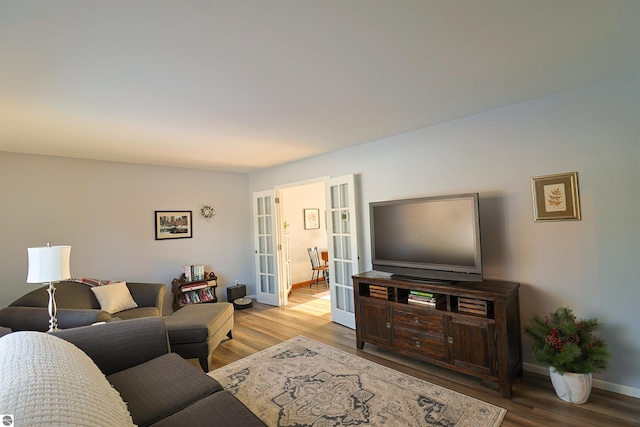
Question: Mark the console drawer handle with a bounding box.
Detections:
[415,341,421,348]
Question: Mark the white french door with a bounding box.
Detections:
[326,174,360,329]
[252,190,280,306]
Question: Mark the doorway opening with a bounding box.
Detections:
[278,180,330,308]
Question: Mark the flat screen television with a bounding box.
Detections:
[370,193,482,283]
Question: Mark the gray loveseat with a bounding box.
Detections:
[0,280,166,331]
[0,317,265,426]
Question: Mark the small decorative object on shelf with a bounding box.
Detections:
[525,306,610,404]
[172,270,218,311]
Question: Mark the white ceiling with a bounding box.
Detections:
[1,1,638,173]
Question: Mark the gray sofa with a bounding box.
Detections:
[0,280,166,331]
[0,317,265,426]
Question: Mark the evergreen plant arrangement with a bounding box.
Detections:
[525,306,610,374]
[525,306,610,404]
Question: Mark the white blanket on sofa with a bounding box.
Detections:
[0,331,134,427]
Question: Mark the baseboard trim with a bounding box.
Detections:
[292,281,328,289]
[523,362,640,398]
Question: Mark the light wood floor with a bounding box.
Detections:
[206,286,639,426]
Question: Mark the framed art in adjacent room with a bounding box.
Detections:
[155,211,193,239]
[531,172,581,222]
[303,208,320,230]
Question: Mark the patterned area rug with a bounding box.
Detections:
[209,336,506,427]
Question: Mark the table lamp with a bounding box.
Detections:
[26,243,72,332]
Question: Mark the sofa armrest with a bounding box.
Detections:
[0,307,111,331]
[53,316,170,375]
[127,282,166,312]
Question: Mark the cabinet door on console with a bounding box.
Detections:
[447,316,496,376]
[358,299,392,347]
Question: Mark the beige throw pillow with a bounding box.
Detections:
[91,281,138,314]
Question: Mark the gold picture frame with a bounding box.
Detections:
[531,172,581,222]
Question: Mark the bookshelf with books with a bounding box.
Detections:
[171,268,218,311]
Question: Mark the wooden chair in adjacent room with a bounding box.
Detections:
[307,247,329,289]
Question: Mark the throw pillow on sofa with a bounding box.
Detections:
[0,331,135,426]
[91,281,138,314]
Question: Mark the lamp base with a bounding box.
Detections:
[47,282,58,332]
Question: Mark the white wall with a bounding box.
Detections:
[280,182,327,284]
[0,154,253,313]
[248,74,640,395]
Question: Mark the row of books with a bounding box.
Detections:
[180,279,216,293]
[182,264,206,282]
[176,287,217,307]
[408,290,445,307]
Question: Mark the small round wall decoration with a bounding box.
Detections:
[199,204,216,221]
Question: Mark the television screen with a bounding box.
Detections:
[370,193,482,283]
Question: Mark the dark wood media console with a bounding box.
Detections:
[353,271,522,398]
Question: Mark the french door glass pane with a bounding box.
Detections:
[264,197,272,215]
[260,274,267,293]
[340,184,349,208]
[267,254,274,274]
[332,236,342,259]
[265,216,272,234]
[268,275,275,294]
[336,285,345,310]
[330,185,339,208]
[342,236,351,259]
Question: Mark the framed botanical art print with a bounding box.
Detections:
[303,208,320,230]
[531,172,581,222]
[155,211,193,239]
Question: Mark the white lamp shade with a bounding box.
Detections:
[26,245,72,283]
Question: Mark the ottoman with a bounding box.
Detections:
[165,303,234,371]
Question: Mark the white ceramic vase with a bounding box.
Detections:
[549,367,593,404]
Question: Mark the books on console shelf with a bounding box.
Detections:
[408,293,445,307]
[409,290,440,298]
[407,298,445,308]
[408,294,444,303]
[408,299,437,307]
